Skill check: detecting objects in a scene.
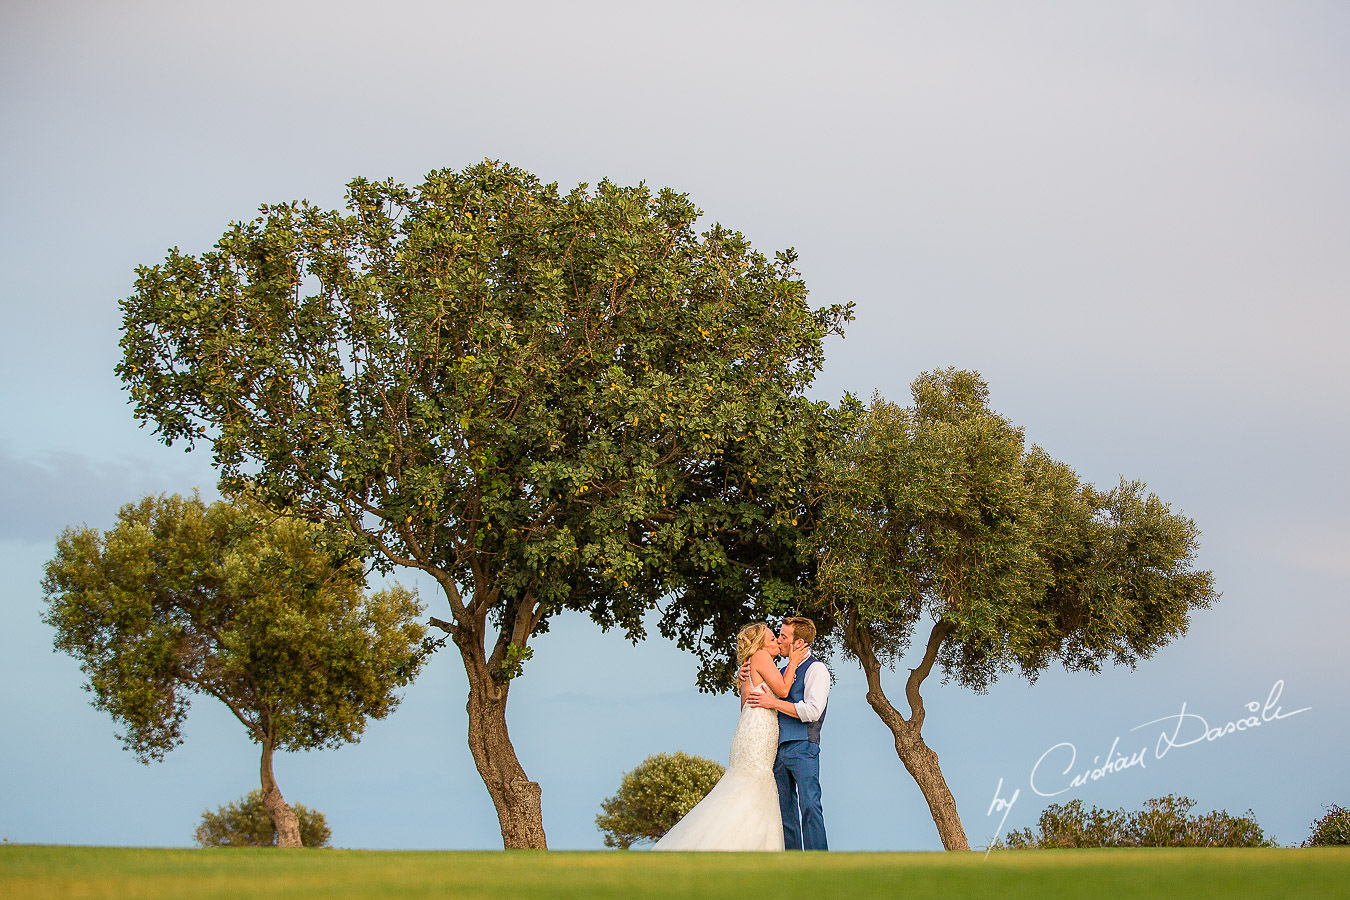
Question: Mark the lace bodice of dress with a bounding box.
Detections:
[728,681,779,772]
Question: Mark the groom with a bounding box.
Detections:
[744,616,829,850]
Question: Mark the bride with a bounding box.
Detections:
[653,622,807,851]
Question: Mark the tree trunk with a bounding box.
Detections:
[880,711,970,851]
[260,738,302,848]
[457,636,547,850]
[850,617,971,851]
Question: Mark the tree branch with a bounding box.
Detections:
[845,605,910,732]
[905,618,954,730]
[321,485,471,625]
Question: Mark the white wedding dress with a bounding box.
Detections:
[652,681,784,851]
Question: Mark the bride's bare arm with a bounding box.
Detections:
[753,650,798,698]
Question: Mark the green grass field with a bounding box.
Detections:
[3,845,1348,900]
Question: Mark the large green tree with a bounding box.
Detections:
[813,369,1218,850]
[116,160,850,847]
[41,492,425,847]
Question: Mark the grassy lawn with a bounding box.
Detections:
[3,845,1349,900]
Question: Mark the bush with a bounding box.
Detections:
[195,790,331,847]
[998,794,1277,849]
[1000,798,1125,849]
[596,752,725,849]
[1303,804,1350,846]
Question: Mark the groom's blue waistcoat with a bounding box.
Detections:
[779,659,826,745]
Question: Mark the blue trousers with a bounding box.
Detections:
[774,739,827,850]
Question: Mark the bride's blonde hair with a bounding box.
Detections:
[736,622,771,667]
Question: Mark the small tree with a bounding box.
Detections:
[1303,804,1350,847]
[999,795,1276,848]
[195,790,331,847]
[596,752,725,849]
[41,492,426,847]
[116,160,850,847]
[814,370,1219,850]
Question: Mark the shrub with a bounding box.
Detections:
[596,752,725,849]
[1000,798,1125,849]
[1303,804,1350,847]
[195,790,331,847]
[998,794,1276,849]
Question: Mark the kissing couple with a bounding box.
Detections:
[654,616,829,851]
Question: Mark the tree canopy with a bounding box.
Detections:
[41,492,425,846]
[813,369,1219,849]
[115,160,851,846]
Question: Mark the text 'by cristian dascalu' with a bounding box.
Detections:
[984,680,1311,847]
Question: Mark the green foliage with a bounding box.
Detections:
[195,790,331,848]
[816,369,1219,690]
[1303,804,1350,846]
[596,752,726,848]
[116,160,852,692]
[40,492,427,761]
[496,642,533,682]
[998,795,1277,848]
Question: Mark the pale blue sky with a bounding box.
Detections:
[2,0,1346,850]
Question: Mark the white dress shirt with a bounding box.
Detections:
[793,653,830,723]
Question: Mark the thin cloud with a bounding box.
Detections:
[0,445,217,543]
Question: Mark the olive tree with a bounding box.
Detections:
[41,492,425,847]
[814,369,1218,850]
[116,160,850,847]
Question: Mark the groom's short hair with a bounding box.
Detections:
[783,616,816,645]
